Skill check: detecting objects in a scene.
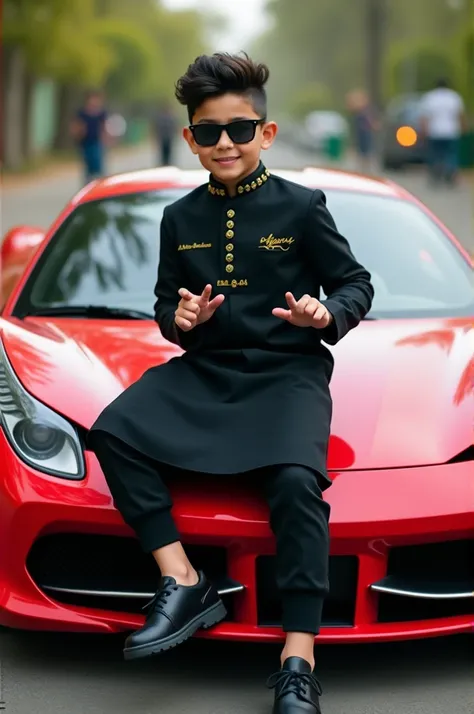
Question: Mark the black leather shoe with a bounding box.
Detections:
[267,657,323,713]
[123,571,226,660]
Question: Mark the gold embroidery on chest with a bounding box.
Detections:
[259,234,295,251]
[217,278,248,288]
[178,242,212,251]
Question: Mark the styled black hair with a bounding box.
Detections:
[175,52,270,123]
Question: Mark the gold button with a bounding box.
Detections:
[226,243,234,252]
[226,230,234,239]
[226,220,234,229]
[237,186,244,194]
[226,264,234,273]
[226,253,234,263]
[227,209,235,218]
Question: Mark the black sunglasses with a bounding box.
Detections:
[189,119,266,147]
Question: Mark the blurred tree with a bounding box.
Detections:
[387,41,458,97]
[92,0,206,105]
[4,0,114,83]
[386,0,474,107]
[2,0,207,169]
[386,0,469,42]
[254,0,366,119]
[4,0,113,165]
[96,21,165,103]
[288,83,335,120]
[451,2,474,114]
[255,0,471,119]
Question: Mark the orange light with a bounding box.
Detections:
[396,126,417,147]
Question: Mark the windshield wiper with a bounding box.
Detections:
[22,305,154,320]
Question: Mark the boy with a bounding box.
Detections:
[89,52,373,713]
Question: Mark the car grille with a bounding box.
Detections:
[26,534,473,629]
[27,533,358,628]
[376,540,474,622]
[26,533,236,620]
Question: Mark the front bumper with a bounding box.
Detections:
[0,431,473,642]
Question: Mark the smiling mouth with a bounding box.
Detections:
[214,157,240,164]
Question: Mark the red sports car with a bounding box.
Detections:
[0,167,473,643]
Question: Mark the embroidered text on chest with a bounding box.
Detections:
[259,234,295,251]
[178,242,212,251]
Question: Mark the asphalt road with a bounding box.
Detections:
[1,141,473,713]
[0,629,472,714]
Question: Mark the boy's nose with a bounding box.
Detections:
[216,130,234,149]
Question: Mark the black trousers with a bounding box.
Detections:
[89,432,331,634]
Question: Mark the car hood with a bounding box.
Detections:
[1,316,473,471]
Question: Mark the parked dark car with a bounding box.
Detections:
[381,94,427,170]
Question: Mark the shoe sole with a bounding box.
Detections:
[123,600,227,661]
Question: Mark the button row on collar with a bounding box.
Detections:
[237,168,271,194]
[207,168,271,198]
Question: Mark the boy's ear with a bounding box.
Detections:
[261,121,278,150]
[183,127,199,155]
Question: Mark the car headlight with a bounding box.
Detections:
[0,341,85,479]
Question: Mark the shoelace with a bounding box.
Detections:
[142,583,179,618]
[266,670,323,705]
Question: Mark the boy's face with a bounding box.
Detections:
[183,93,277,188]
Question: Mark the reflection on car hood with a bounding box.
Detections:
[0,316,473,471]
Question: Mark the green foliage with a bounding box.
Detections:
[3,0,208,103]
[96,19,165,101]
[450,25,474,111]
[255,0,365,114]
[387,41,458,97]
[4,0,114,84]
[288,83,335,120]
[256,0,472,114]
[151,9,208,102]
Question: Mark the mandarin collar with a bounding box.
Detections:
[207,161,271,198]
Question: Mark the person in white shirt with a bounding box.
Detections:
[420,78,466,185]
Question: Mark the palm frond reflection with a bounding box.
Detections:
[35,193,165,311]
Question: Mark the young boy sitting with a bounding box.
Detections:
[89,52,374,714]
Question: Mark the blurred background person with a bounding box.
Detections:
[346,89,380,174]
[419,77,467,186]
[154,101,179,166]
[70,90,109,184]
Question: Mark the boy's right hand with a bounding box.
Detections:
[174,284,225,331]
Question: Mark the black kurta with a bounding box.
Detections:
[90,162,374,485]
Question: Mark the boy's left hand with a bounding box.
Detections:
[272,292,333,329]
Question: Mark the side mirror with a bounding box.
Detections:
[1,226,46,309]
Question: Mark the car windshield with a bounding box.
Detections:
[15,188,474,320]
